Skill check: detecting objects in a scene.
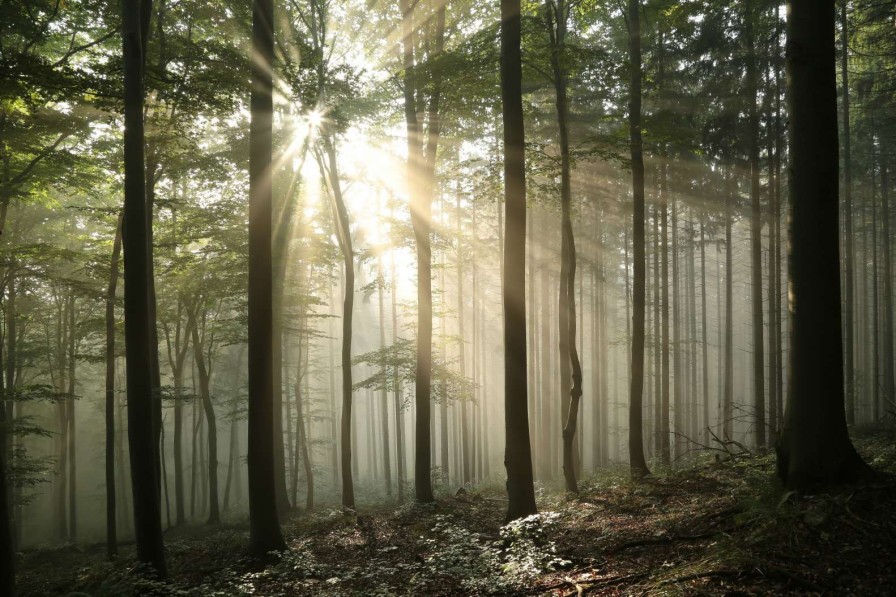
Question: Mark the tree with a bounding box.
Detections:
[247,0,286,555]
[544,0,584,494]
[776,0,868,490]
[626,0,650,479]
[745,2,765,449]
[105,213,123,556]
[501,0,537,521]
[121,0,166,576]
[400,0,446,504]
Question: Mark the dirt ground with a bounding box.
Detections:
[16,427,896,596]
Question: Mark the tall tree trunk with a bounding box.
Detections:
[377,258,393,496]
[672,194,682,458]
[765,58,780,443]
[390,249,405,501]
[248,0,286,554]
[723,166,734,438]
[105,214,122,556]
[545,0,583,494]
[295,322,314,510]
[881,157,895,408]
[223,349,244,512]
[67,296,77,539]
[121,0,166,575]
[456,195,471,486]
[320,137,356,509]
[777,0,867,490]
[699,220,710,445]
[746,5,766,448]
[190,316,219,524]
[660,160,671,465]
[653,202,662,457]
[401,0,445,504]
[0,275,13,596]
[626,0,650,477]
[872,165,880,419]
[840,0,855,424]
[272,164,297,518]
[501,0,537,521]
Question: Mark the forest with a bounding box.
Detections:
[1,0,895,594]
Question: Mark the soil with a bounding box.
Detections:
[15,426,896,596]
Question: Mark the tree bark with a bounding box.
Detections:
[190,312,219,524]
[105,214,122,557]
[777,0,868,490]
[121,0,166,574]
[626,0,650,477]
[248,0,286,554]
[840,0,855,424]
[501,0,537,521]
[319,136,356,509]
[746,5,766,448]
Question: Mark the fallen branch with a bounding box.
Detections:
[657,569,742,586]
[605,528,732,554]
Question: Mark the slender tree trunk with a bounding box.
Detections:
[626,0,650,477]
[700,221,709,445]
[321,137,356,509]
[653,202,662,457]
[105,214,122,556]
[248,0,286,554]
[873,166,880,418]
[840,0,855,424]
[456,195,471,486]
[295,322,314,511]
[405,0,445,503]
[672,198,683,458]
[439,259,450,486]
[190,317,219,524]
[390,249,405,501]
[724,167,734,439]
[67,297,77,539]
[272,155,297,519]
[880,153,894,409]
[501,0,537,520]
[377,258,393,496]
[746,5,766,448]
[121,0,166,574]
[0,276,13,596]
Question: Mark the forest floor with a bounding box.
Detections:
[17,425,896,596]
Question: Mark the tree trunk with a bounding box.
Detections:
[777,0,868,490]
[456,194,471,486]
[190,315,219,524]
[0,280,13,597]
[671,197,683,458]
[105,214,122,556]
[295,322,314,511]
[372,258,392,495]
[501,0,537,521]
[121,0,166,574]
[319,136,356,509]
[390,249,405,501]
[401,0,445,504]
[699,220,710,445]
[248,0,286,554]
[746,5,766,448]
[840,0,855,424]
[626,0,650,478]
[723,166,734,439]
[880,155,894,409]
[67,295,77,539]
